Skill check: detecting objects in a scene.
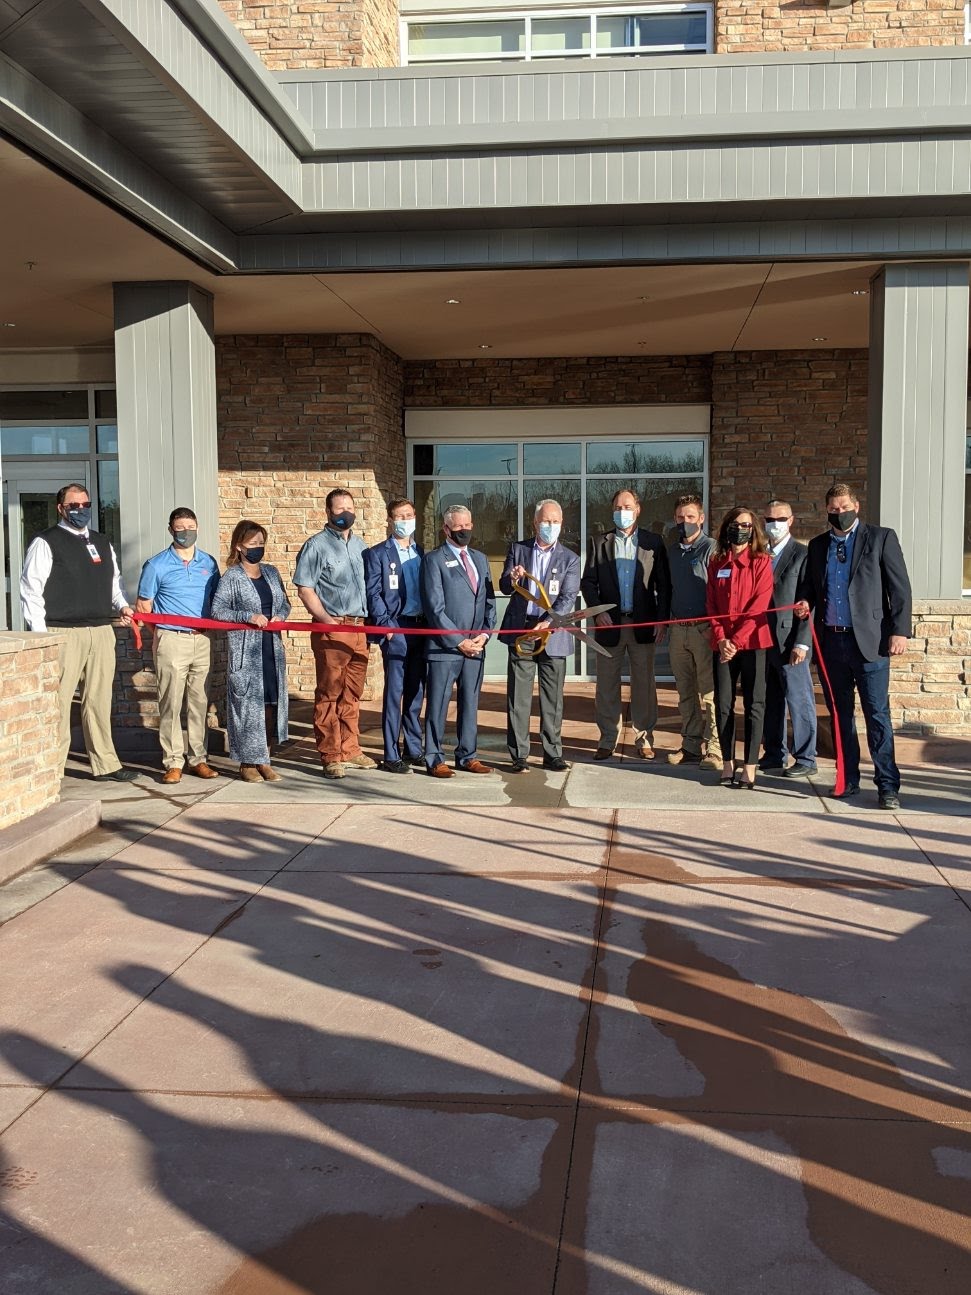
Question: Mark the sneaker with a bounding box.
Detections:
[698,753,722,772]
[345,753,377,769]
[878,791,901,811]
[323,762,346,779]
[667,749,701,766]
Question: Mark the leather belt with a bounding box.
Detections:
[399,614,426,626]
[825,625,852,634]
[337,616,366,625]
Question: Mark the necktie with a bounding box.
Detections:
[460,549,478,593]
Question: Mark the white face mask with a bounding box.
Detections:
[537,521,561,545]
[613,509,636,530]
[392,517,416,539]
[764,520,789,543]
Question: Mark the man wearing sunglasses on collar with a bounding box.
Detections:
[794,483,912,810]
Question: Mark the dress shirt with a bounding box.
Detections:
[825,520,859,628]
[20,521,129,632]
[769,534,791,566]
[393,539,422,616]
[527,540,555,617]
[294,526,367,617]
[613,529,637,614]
[137,546,220,631]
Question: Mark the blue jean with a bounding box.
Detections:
[424,653,485,768]
[763,648,818,768]
[379,634,426,763]
[819,629,900,792]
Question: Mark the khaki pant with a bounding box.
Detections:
[152,629,212,770]
[595,627,657,750]
[667,622,717,756]
[56,624,122,777]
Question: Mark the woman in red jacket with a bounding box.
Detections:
[706,507,774,790]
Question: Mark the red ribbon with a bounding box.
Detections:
[130,607,843,794]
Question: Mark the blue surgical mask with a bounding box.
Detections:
[392,518,416,539]
[613,509,635,530]
[537,521,561,545]
[65,506,92,530]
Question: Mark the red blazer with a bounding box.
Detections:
[706,547,774,651]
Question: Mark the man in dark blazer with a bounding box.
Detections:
[364,497,426,774]
[420,504,497,778]
[795,483,912,809]
[580,488,672,760]
[499,498,581,773]
[761,500,817,779]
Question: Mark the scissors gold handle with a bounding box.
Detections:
[509,573,616,659]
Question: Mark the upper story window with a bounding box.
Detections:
[402,4,712,65]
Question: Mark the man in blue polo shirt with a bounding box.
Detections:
[136,507,221,784]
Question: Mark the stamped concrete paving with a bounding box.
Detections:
[1,694,970,1293]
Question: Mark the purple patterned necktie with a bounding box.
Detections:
[460,549,479,593]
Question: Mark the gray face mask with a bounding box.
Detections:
[172,530,197,548]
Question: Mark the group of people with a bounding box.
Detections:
[20,479,912,808]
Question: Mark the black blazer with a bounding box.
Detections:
[768,539,812,658]
[799,522,912,662]
[580,528,671,646]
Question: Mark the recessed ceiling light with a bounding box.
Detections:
[444,298,461,305]
[851,289,869,296]
[478,343,492,349]
[812,336,828,342]
[1,322,15,328]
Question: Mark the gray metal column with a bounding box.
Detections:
[114,283,219,586]
[868,262,969,599]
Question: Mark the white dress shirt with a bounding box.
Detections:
[20,521,129,632]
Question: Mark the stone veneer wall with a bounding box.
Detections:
[0,632,63,829]
[893,601,971,736]
[217,0,399,69]
[715,1,965,53]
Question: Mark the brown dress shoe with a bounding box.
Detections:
[239,765,262,783]
[257,765,282,782]
[593,748,614,761]
[636,743,656,761]
[460,759,493,774]
[161,768,182,784]
[188,763,220,779]
[427,763,455,778]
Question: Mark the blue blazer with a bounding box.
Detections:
[364,537,425,656]
[420,543,496,656]
[498,539,581,658]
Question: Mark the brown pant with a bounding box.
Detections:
[311,630,369,763]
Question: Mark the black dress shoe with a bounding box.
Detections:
[543,757,570,772]
[830,782,861,799]
[878,791,901,811]
[783,764,817,780]
[93,767,139,782]
[509,758,530,773]
[380,759,412,775]
[404,753,425,767]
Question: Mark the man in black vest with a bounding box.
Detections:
[20,482,138,781]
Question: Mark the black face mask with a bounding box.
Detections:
[172,530,197,549]
[828,509,857,532]
[242,546,265,564]
[677,521,700,542]
[726,523,752,546]
[448,528,472,547]
[65,505,92,530]
[330,511,355,531]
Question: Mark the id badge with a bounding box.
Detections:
[548,579,559,597]
[86,544,102,564]
[717,568,731,579]
[389,574,399,590]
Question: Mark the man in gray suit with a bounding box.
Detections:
[420,504,497,778]
[760,500,817,779]
[499,499,581,773]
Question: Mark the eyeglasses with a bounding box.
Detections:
[835,541,847,564]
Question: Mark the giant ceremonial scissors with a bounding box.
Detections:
[510,573,616,658]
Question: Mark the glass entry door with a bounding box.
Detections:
[3,461,90,630]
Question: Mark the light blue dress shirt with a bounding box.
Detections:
[527,541,555,616]
[614,530,637,614]
[394,539,422,616]
[825,521,858,627]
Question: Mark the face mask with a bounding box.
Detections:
[65,505,91,530]
[448,527,472,547]
[727,523,752,546]
[242,546,265,564]
[392,518,416,539]
[677,520,700,542]
[828,509,857,532]
[613,509,635,530]
[537,521,561,545]
[172,529,197,548]
[330,511,355,531]
[764,520,788,543]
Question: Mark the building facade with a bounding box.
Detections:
[1,0,970,790]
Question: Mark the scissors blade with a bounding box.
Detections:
[552,603,615,627]
[566,625,613,658]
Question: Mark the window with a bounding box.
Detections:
[403,4,712,65]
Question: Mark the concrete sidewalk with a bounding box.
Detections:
[0,687,969,1293]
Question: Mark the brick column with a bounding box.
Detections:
[0,632,64,829]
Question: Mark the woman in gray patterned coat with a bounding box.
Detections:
[211,520,290,782]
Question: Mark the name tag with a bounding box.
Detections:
[389,574,399,590]
[548,580,559,597]
[86,544,102,564]
[717,568,731,580]
[445,559,459,568]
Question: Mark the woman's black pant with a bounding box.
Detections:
[713,649,767,765]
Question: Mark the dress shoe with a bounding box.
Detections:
[346,753,378,769]
[257,765,282,782]
[878,791,901,811]
[593,748,614,761]
[380,759,412,774]
[404,753,425,768]
[459,759,493,774]
[188,763,220,779]
[635,743,656,760]
[323,762,346,779]
[239,765,262,783]
[783,763,817,780]
[161,768,182,785]
[543,756,570,772]
[830,782,860,799]
[93,767,139,782]
[427,763,454,778]
[758,760,788,774]
[509,758,530,773]
[667,748,700,766]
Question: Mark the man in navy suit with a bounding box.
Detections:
[364,497,426,774]
[499,499,581,773]
[420,504,496,778]
[795,482,912,810]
